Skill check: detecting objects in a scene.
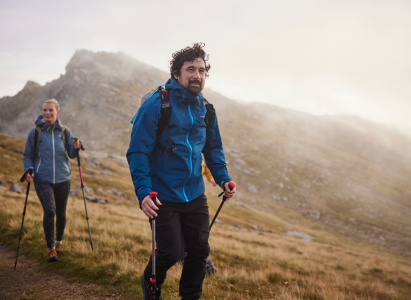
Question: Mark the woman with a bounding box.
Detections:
[23,99,81,262]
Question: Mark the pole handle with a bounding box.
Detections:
[149,192,158,220]
[222,181,236,201]
[149,191,158,199]
[71,137,85,151]
[20,167,34,182]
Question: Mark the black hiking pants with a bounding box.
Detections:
[143,194,210,300]
[34,180,70,249]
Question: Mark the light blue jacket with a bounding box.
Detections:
[23,116,77,184]
[127,78,231,204]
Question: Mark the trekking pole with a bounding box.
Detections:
[71,137,93,250]
[149,191,158,300]
[209,181,236,231]
[14,167,34,270]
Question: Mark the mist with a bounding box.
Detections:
[1,0,410,134]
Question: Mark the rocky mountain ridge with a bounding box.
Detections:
[0,49,169,151]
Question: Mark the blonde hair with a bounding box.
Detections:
[43,99,60,111]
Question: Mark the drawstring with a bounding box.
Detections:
[164,126,177,161]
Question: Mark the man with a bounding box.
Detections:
[127,43,235,300]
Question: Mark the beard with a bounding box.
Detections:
[187,79,203,96]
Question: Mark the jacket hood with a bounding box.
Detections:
[35,115,63,128]
[165,78,204,105]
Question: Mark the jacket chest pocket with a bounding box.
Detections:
[192,106,207,132]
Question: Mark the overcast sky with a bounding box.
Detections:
[1,0,410,134]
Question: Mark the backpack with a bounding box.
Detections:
[156,86,216,160]
[33,125,68,158]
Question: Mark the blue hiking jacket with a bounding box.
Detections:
[127,78,231,204]
[23,116,77,184]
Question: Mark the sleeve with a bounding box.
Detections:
[202,161,214,183]
[65,128,78,159]
[202,111,231,185]
[23,128,36,173]
[126,95,161,203]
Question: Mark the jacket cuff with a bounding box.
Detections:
[220,178,231,189]
[138,193,150,210]
[137,187,152,202]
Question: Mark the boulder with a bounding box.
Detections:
[247,184,258,193]
[84,186,93,193]
[232,224,244,230]
[86,196,109,204]
[75,183,93,193]
[70,190,82,196]
[308,210,321,220]
[287,230,313,241]
[84,168,111,175]
[252,225,266,231]
[9,182,25,193]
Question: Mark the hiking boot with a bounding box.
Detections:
[55,243,63,254]
[140,275,162,300]
[206,256,217,276]
[44,249,58,262]
[206,265,217,275]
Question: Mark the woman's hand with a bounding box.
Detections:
[26,173,34,183]
[73,140,81,149]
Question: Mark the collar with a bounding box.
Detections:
[165,78,204,107]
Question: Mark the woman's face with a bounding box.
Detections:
[42,103,60,124]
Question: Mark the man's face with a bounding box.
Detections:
[174,58,206,96]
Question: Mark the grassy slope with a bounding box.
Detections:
[209,97,411,257]
[1,132,411,299]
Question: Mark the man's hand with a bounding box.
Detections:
[26,173,34,183]
[223,181,236,199]
[141,194,162,218]
[210,179,217,187]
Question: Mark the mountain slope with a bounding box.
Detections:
[1,50,411,257]
[1,132,411,299]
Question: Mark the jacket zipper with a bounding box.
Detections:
[182,103,194,202]
[36,152,42,173]
[52,127,55,184]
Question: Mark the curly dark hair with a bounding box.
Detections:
[169,42,211,78]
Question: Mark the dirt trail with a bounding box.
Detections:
[0,244,124,300]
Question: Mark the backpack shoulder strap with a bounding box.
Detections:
[156,86,176,160]
[61,125,68,150]
[157,86,171,135]
[34,126,42,158]
[203,98,216,127]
